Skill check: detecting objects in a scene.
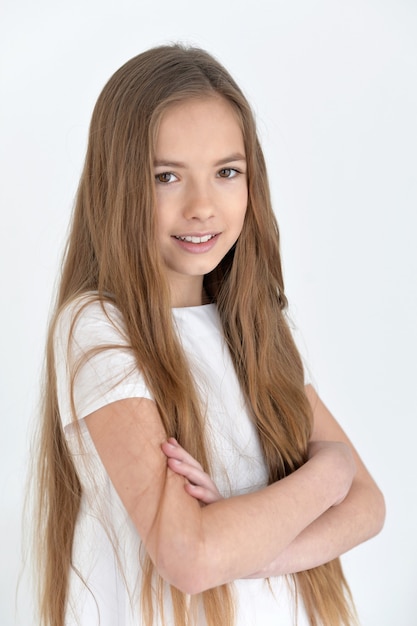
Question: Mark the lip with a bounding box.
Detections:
[172,232,220,254]
[174,232,219,239]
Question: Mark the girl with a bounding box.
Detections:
[34,44,385,626]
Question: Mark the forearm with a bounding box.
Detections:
[148,445,353,594]
[247,476,385,578]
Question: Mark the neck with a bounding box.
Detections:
[169,277,207,308]
[201,287,211,305]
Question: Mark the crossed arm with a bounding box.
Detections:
[85,384,384,593]
[162,384,385,577]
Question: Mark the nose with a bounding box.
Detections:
[183,179,215,221]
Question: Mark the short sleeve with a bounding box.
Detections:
[54,295,153,428]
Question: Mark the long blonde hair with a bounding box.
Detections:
[35,44,356,625]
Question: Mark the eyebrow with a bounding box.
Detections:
[153,153,246,168]
[214,153,246,167]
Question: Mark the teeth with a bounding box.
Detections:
[176,234,215,243]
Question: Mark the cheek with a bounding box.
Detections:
[240,184,249,210]
[229,183,247,215]
[239,192,248,223]
[237,197,248,231]
[155,199,172,233]
[232,209,247,242]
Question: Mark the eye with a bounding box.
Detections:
[155,172,178,184]
[217,168,239,179]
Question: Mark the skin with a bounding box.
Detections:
[85,96,385,594]
[162,385,386,576]
[86,397,356,593]
[154,96,248,307]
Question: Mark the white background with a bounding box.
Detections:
[1,1,416,624]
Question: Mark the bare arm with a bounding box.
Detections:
[85,395,354,594]
[254,385,385,575]
[165,385,385,577]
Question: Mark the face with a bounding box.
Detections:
[153,96,248,307]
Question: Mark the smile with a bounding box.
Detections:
[174,234,217,244]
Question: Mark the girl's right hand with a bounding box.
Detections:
[161,438,223,505]
[308,440,356,506]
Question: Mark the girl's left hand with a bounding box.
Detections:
[161,438,223,505]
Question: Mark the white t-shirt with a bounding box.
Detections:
[54,295,309,626]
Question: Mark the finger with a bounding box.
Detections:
[166,439,203,469]
[166,457,213,488]
[184,483,222,505]
[161,439,204,471]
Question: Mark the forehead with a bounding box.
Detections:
[154,97,245,158]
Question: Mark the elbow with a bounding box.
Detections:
[168,572,210,596]
[152,535,215,595]
[156,556,212,596]
[352,475,386,541]
[371,486,386,537]
[361,482,386,540]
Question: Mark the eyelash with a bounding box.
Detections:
[217,168,240,179]
[155,172,178,184]
[154,168,241,184]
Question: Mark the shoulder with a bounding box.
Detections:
[55,292,130,353]
[54,293,153,424]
